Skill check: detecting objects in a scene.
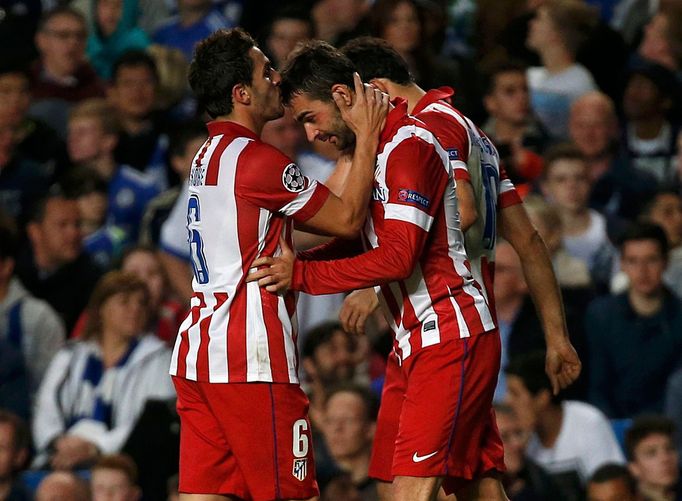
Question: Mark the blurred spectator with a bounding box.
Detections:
[505,352,625,501]
[640,189,682,298]
[525,0,598,138]
[320,472,363,501]
[302,322,362,430]
[587,463,638,501]
[637,3,682,75]
[0,60,67,180]
[87,0,151,80]
[108,50,169,190]
[587,223,682,418]
[0,340,30,422]
[0,410,31,501]
[262,7,314,71]
[32,271,175,470]
[523,194,591,288]
[146,44,193,122]
[91,453,141,501]
[611,0,656,46]
[30,7,106,138]
[482,60,549,194]
[34,471,89,501]
[166,474,178,501]
[369,0,477,118]
[540,143,617,290]
[312,0,370,46]
[140,121,205,251]
[0,125,52,223]
[569,91,658,221]
[16,191,102,332]
[622,62,680,185]
[320,384,378,499]
[67,98,160,243]
[152,0,234,62]
[495,403,566,501]
[625,415,681,501]
[0,217,65,394]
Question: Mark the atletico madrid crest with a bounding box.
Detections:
[292,458,307,481]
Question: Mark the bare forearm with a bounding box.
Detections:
[337,136,379,231]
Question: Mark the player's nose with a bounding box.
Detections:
[271,68,282,86]
[303,123,318,143]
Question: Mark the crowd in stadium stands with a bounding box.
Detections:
[0,0,681,499]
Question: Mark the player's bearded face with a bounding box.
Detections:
[289,93,356,153]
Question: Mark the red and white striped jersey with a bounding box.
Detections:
[292,100,495,363]
[413,87,522,311]
[170,120,330,383]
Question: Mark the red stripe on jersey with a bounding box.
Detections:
[177,293,203,378]
[227,288,247,381]
[262,291,289,381]
[196,293,212,382]
[398,281,423,352]
[204,136,230,186]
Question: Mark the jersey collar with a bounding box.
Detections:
[207,120,259,140]
[379,98,410,145]
[411,86,455,115]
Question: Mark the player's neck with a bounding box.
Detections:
[401,84,426,115]
[536,404,563,448]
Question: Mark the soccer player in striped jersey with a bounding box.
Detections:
[339,37,581,500]
[170,28,388,501]
[249,40,580,501]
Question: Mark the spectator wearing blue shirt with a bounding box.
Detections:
[152,0,233,62]
[587,223,682,418]
[67,98,159,245]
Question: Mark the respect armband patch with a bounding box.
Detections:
[397,188,430,209]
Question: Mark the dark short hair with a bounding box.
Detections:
[483,60,528,96]
[302,321,347,359]
[542,143,586,180]
[640,188,681,218]
[38,6,86,32]
[625,415,675,461]
[325,383,380,422]
[168,120,207,159]
[0,410,30,451]
[341,37,412,85]
[26,186,74,225]
[112,49,159,83]
[281,40,356,105]
[60,167,108,198]
[618,221,669,258]
[189,28,256,119]
[588,463,637,494]
[265,5,313,40]
[0,216,18,261]
[505,351,564,404]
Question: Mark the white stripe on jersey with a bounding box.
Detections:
[448,286,471,338]
[246,279,272,381]
[279,179,320,215]
[388,281,412,359]
[405,264,441,347]
[169,305,194,376]
[185,294,207,380]
[208,297,230,382]
[385,203,434,231]
[277,296,298,383]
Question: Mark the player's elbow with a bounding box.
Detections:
[459,207,478,233]
[337,213,365,239]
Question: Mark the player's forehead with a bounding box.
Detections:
[289,93,331,121]
[248,46,269,71]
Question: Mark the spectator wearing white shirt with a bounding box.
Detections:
[506,352,624,501]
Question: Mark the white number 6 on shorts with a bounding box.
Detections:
[292,419,309,458]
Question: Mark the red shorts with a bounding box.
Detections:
[368,330,505,493]
[172,377,319,500]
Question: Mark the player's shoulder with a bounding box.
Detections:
[239,138,293,169]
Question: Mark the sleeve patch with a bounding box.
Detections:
[282,163,305,192]
[447,148,460,160]
[397,188,430,209]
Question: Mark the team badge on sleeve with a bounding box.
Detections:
[282,163,305,192]
[292,458,307,481]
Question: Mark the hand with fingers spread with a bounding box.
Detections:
[545,339,582,395]
[340,288,379,336]
[333,72,389,140]
[246,236,295,294]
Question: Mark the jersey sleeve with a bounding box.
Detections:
[291,138,448,294]
[237,142,330,222]
[419,110,471,182]
[498,163,522,208]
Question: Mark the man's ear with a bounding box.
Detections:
[370,78,390,94]
[232,83,251,106]
[330,83,353,107]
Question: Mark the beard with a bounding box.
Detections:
[328,111,356,153]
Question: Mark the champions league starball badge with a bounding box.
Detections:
[282,163,305,192]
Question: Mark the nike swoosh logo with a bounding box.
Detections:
[412,450,438,463]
